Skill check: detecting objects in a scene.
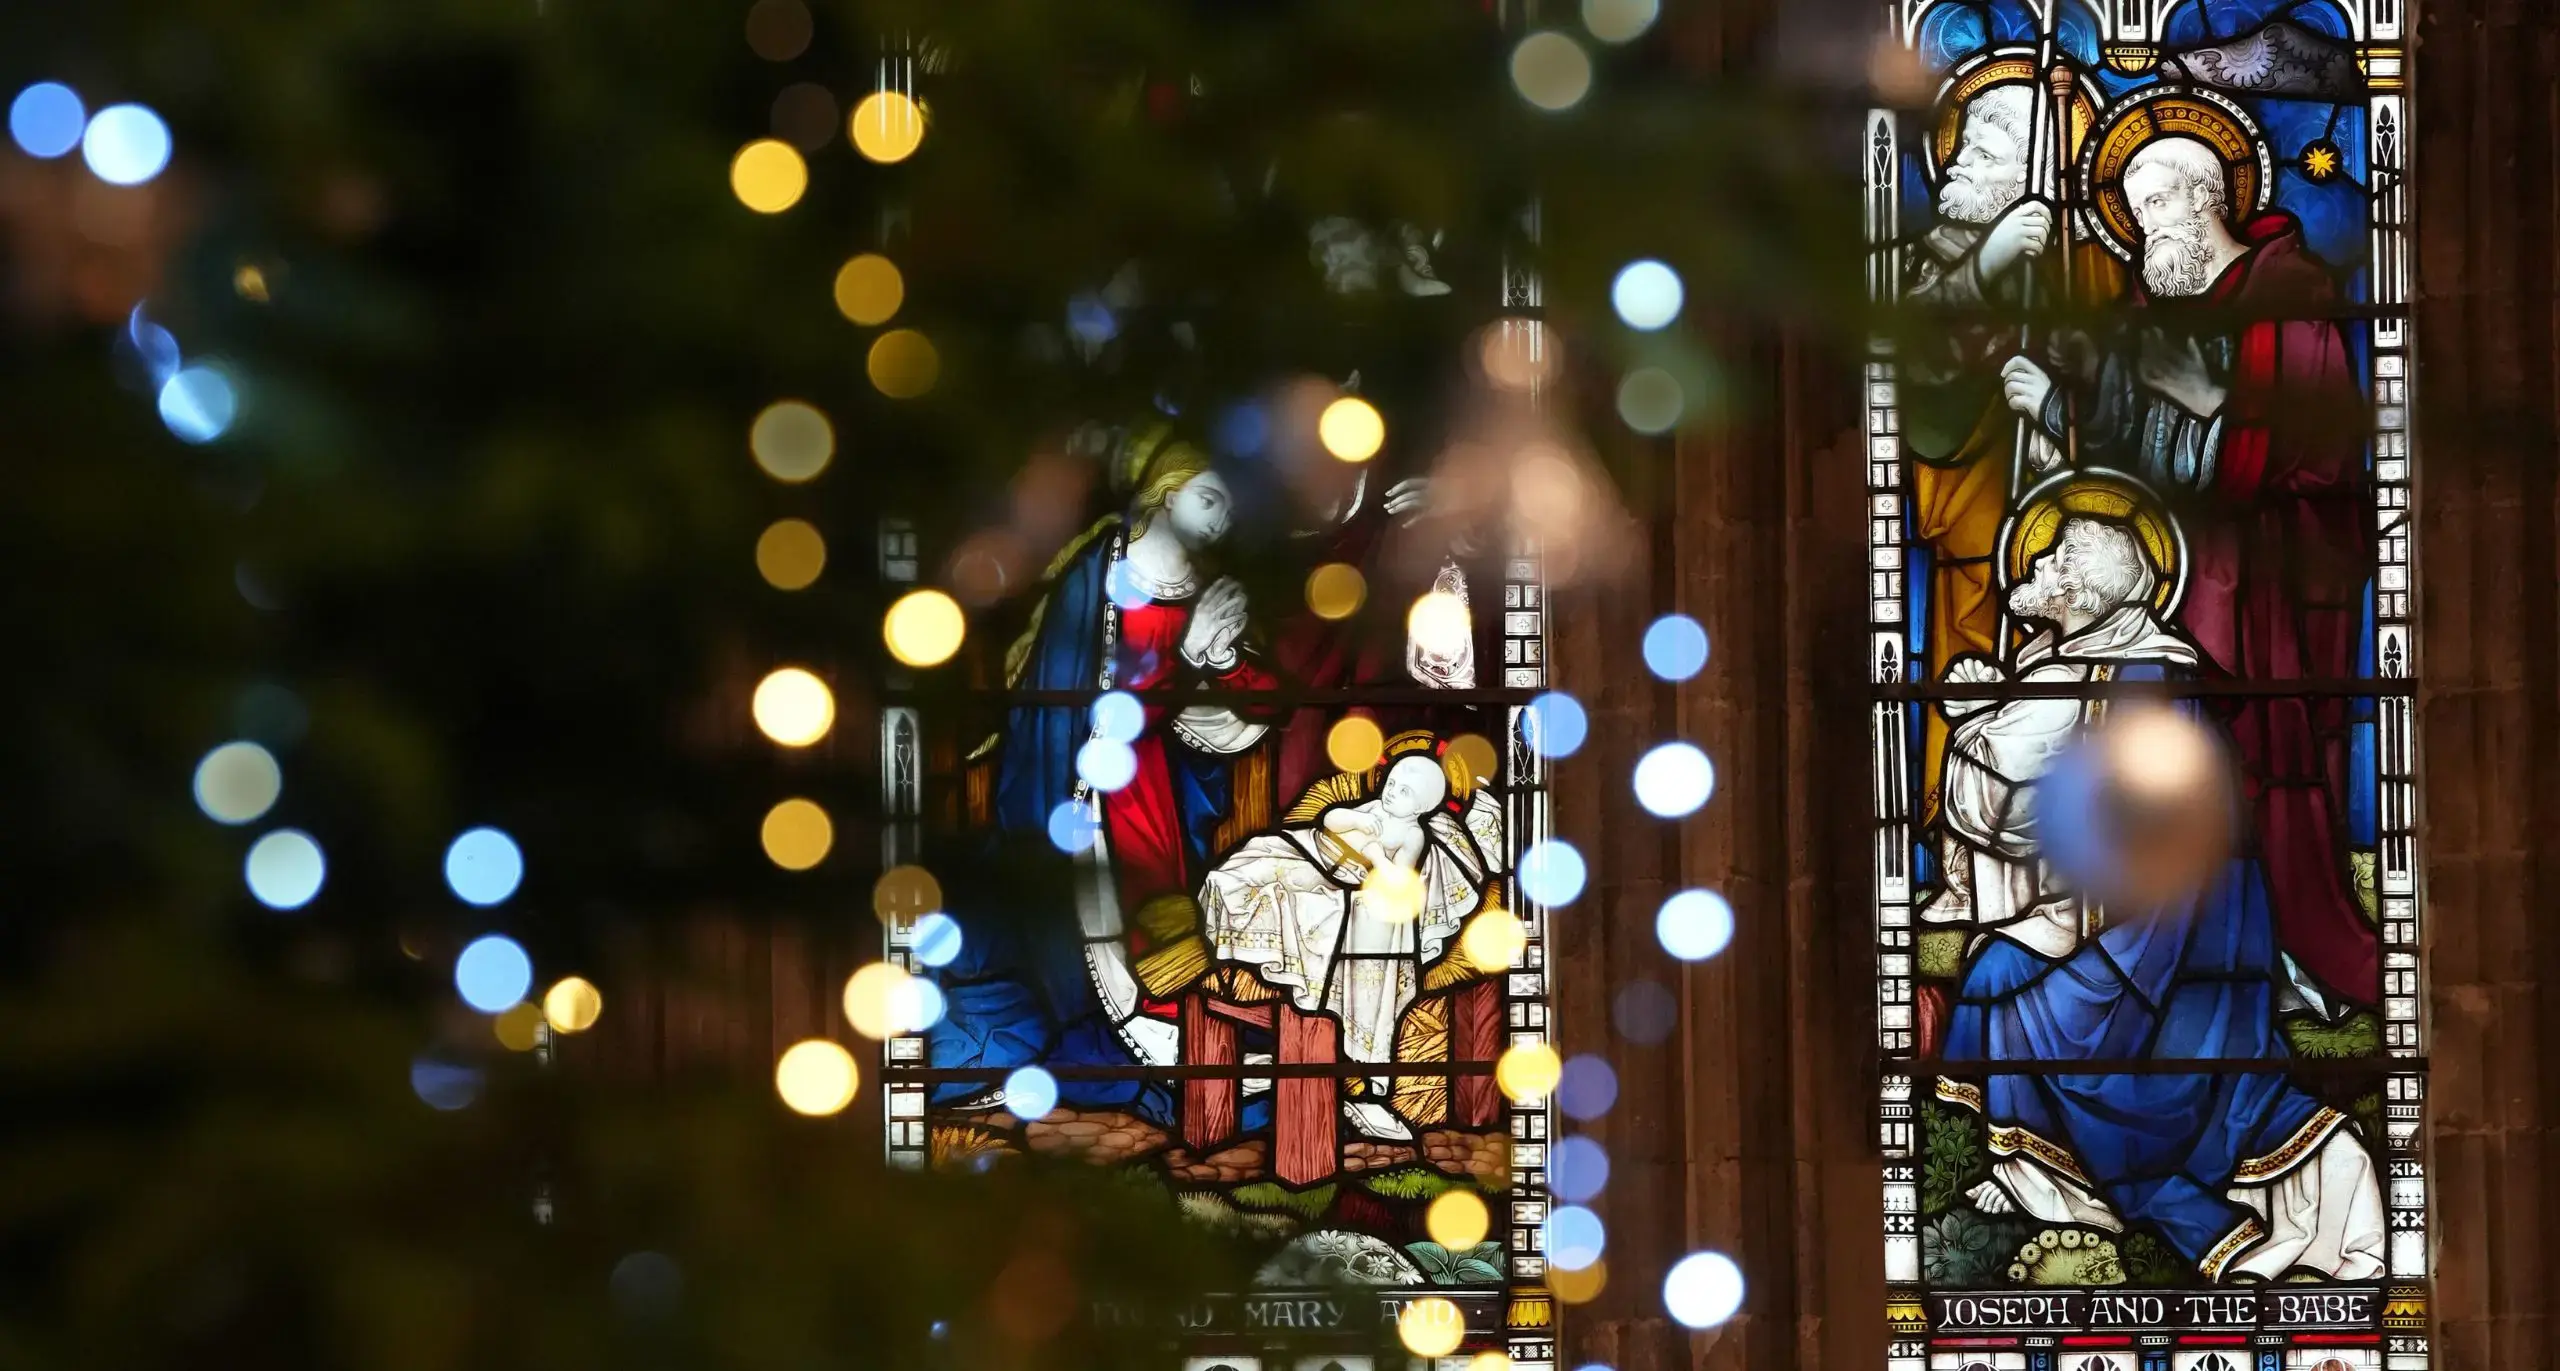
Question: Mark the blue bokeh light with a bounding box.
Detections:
[455,934,534,1014]
[158,365,236,444]
[1066,294,1118,347]
[1557,1053,1620,1121]
[1003,1065,1060,1120]
[1103,560,1154,611]
[1216,401,1270,458]
[1642,614,1710,681]
[444,827,525,907]
[245,828,326,910]
[1524,691,1588,759]
[1633,742,1715,818]
[129,316,181,386]
[81,102,171,185]
[902,977,948,1032]
[1545,1204,1607,1270]
[1611,259,1684,331]
[410,1055,484,1111]
[1077,737,1138,792]
[1091,690,1145,744]
[1552,1134,1611,1202]
[1613,978,1678,1044]
[1657,888,1735,961]
[1663,1250,1746,1329]
[1518,839,1588,906]
[910,911,964,968]
[1047,800,1099,854]
[10,82,85,158]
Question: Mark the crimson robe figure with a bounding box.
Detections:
[2036,206,2377,1007]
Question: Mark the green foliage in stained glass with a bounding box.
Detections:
[1231,1181,1339,1222]
[2283,1011,2382,1059]
[1920,1098,1987,1215]
[2117,1231,2186,1288]
[1357,1166,1490,1201]
[1921,1210,2027,1286]
[1405,1241,1504,1285]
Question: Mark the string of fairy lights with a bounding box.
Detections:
[723,0,1757,1347]
[112,0,1751,1344]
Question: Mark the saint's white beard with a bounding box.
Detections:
[2007,573,2066,622]
[2008,563,2104,623]
[1939,162,2025,226]
[2142,216,2214,297]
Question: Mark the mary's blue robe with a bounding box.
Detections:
[924,533,1233,1123]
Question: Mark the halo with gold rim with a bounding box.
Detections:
[1377,728,1476,803]
[1998,468,2188,617]
[2077,84,2273,263]
[1928,50,2100,180]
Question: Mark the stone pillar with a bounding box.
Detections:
[1551,308,1880,1371]
[2413,0,2560,1361]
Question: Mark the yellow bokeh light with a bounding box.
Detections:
[1326,715,1385,772]
[1362,862,1424,925]
[1426,1189,1491,1249]
[756,518,828,590]
[1447,732,1499,787]
[730,138,809,214]
[1408,590,1472,658]
[1469,1352,1515,1371]
[849,90,926,163]
[874,864,944,925]
[868,328,941,398]
[833,253,904,325]
[233,263,270,303]
[1305,562,1367,620]
[750,401,834,482]
[1396,1296,1466,1358]
[884,588,966,667]
[1511,32,1595,112]
[543,976,604,1034]
[1551,1258,1609,1304]
[1318,396,1385,463]
[494,1001,544,1051]
[762,797,835,870]
[774,1038,860,1116]
[1496,1040,1563,1102]
[1461,906,1526,971]
[843,961,913,1039]
[752,667,836,747]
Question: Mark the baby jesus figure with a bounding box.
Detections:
[1202,751,1504,1140]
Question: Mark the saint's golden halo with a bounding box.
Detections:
[2077,84,2273,262]
[1999,468,2188,617]
[1928,51,2100,180]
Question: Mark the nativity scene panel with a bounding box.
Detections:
[1863,0,2427,1366]
[879,414,1556,1351]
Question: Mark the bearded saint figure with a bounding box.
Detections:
[1998,135,2377,1012]
[1933,510,2386,1284]
[1896,74,2124,838]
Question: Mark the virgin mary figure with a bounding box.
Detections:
[932,425,1279,1121]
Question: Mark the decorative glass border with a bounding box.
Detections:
[1863,3,2429,1367]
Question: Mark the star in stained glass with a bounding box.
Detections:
[2303,138,2345,182]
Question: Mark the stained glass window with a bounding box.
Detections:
[1865,3,2425,1369]
[875,263,1558,1370]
